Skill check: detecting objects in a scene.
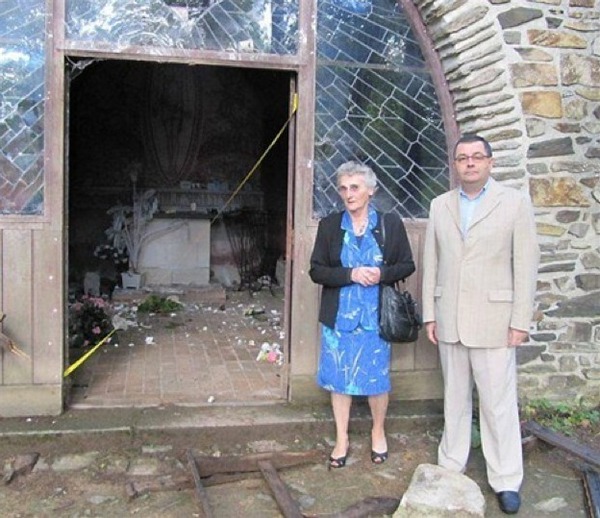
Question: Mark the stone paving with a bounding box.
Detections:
[68,285,286,408]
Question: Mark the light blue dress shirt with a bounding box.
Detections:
[459,180,490,237]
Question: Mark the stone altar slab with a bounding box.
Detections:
[138,218,210,285]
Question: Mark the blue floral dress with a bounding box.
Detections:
[317,208,391,396]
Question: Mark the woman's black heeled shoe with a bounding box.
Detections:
[328,454,347,469]
[328,448,349,470]
[371,450,388,464]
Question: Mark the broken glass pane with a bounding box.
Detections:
[66,0,299,55]
[0,0,46,215]
[314,0,449,219]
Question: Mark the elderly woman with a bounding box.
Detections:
[309,161,415,468]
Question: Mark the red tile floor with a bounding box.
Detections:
[68,285,287,408]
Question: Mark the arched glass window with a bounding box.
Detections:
[0,0,45,215]
[313,0,449,219]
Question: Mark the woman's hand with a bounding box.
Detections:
[351,267,381,286]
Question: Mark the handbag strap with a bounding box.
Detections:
[380,212,386,259]
[380,212,407,286]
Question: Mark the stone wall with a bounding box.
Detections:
[413,0,600,404]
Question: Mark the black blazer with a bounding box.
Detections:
[309,210,415,328]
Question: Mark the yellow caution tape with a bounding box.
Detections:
[211,93,298,224]
[63,328,117,378]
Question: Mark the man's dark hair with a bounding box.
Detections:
[453,134,493,158]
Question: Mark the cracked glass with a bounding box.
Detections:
[0,0,46,215]
[314,0,449,219]
[66,0,299,55]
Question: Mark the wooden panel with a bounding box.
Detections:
[2,229,34,384]
[391,219,441,373]
[0,383,62,417]
[0,230,2,386]
[32,229,64,384]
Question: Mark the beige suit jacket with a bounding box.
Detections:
[422,179,540,348]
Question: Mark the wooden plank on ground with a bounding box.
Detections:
[582,469,600,518]
[257,460,303,518]
[187,449,213,518]
[192,450,323,477]
[522,421,600,470]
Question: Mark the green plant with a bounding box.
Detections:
[522,399,600,436]
[137,294,183,314]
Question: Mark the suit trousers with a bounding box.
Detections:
[437,341,523,492]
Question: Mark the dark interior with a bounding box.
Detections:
[67,59,290,296]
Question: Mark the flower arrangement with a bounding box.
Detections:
[104,187,160,274]
[97,161,183,277]
[68,295,114,348]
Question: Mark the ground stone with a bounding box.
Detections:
[127,457,162,476]
[533,496,568,512]
[394,463,485,517]
[52,451,100,471]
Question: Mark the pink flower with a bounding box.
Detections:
[92,326,101,335]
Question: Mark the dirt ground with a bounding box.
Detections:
[0,412,596,518]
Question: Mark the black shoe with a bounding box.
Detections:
[328,453,348,469]
[370,450,389,464]
[496,491,521,514]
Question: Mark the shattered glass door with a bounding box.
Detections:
[0,0,46,215]
[314,0,448,219]
[66,0,299,54]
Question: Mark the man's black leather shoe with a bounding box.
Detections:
[496,491,520,514]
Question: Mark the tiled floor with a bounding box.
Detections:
[68,285,287,408]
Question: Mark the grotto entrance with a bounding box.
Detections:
[66,58,294,407]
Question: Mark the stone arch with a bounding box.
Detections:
[407,0,527,185]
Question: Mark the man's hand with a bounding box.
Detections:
[351,267,381,287]
[508,328,528,347]
[425,322,438,345]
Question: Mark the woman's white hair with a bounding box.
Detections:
[335,161,378,189]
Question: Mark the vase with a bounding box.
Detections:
[121,272,143,290]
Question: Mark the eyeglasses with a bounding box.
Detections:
[454,153,490,164]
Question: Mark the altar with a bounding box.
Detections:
[137,217,211,285]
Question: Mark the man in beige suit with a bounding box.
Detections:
[422,134,539,515]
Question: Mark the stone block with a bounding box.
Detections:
[512,64,558,87]
[530,177,589,207]
[528,29,587,48]
[517,345,545,364]
[498,7,543,29]
[583,369,600,380]
[394,464,485,518]
[568,222,590,238]
[575,273,600,290]
[522,91,562,117]
[582,251,600,269]
[559,356,578,372]
[556,210,580,223]
[548,374,585,390]
[527,137,574,158]
[562,53,600,87]
[536,223,566,237]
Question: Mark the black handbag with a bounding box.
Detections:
[379,284,421,343]
[378,213,422,343]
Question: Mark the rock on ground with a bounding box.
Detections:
[394,463,485,517]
